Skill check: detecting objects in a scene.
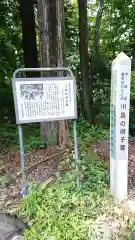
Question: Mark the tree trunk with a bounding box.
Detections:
[48,0,58,68]
[89,0,103,122]
[78,0,92,121]
[37,0,70,147]
[37,0,57,144]
[19,0,39,77]
[93,0,103,53]
[56,0,70,147]
[37,0,49,68]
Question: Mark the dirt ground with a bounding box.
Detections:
[0,146,65,213]
[1,139,135,212]
[0,141,135,239]
[92,138,135,189]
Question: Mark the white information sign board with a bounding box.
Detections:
[12,68,79,194]
[110,52,131,201]
[12,77,77,124]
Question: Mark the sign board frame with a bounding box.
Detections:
[12,68,79,195]
[12,77,77,124]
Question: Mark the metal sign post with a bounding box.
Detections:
[73,120,79,187]
[12,68,79,194]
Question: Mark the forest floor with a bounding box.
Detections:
[0,146,65,214]
[92,138,135,189]
[0,136,135,238]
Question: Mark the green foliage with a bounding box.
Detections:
[1,0,135,125]
[25,136,47,151]
[77,118,108,139]
[17,120,110,239]
[0,119,108,152]
[19,148,109,240]
[0,0,22,86]
[0,0,23,123]
[0,124,41,151]
[0,124,17,142]
[129,71,135,128]
[65,0,79,64]
[0,87,14,118]
[128,219,135,233]
[131,71,135,99]
[71,119,108,147]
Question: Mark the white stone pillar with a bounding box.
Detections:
[110,52,131,201]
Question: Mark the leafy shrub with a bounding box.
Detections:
[70,118,108,147]
[71,118,108,140]
[25,136,47,151]
[20,149,109,240]
[130,71,135,128]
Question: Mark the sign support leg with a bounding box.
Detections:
[73,120,79,187]
[18,124,26,195]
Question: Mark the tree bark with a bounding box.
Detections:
[37,0,57,144]
[37,0,70,147]
[78,0,92,121]
[89,0,103,122]
[48,0,58,68]
[56,0,70,147]
[37,0,49,69]
[19,0,39,77]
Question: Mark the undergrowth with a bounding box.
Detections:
[0,119,130,239]
[0,119,109,151]
[17,119,112,239]
[19,147,112,240]
[0,123,39,151]
[71,118,108,148]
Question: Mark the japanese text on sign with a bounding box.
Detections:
[12,78,77,124]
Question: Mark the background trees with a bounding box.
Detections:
[0,0,135,138]
[1,2,135,238]
[19,0,39,76]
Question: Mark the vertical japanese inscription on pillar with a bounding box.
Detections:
[110,55,131,161]
[117,67,131,160]
[110,67,117,159]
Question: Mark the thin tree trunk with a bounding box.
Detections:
[78,0,92,121]
[19,0,39,77]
